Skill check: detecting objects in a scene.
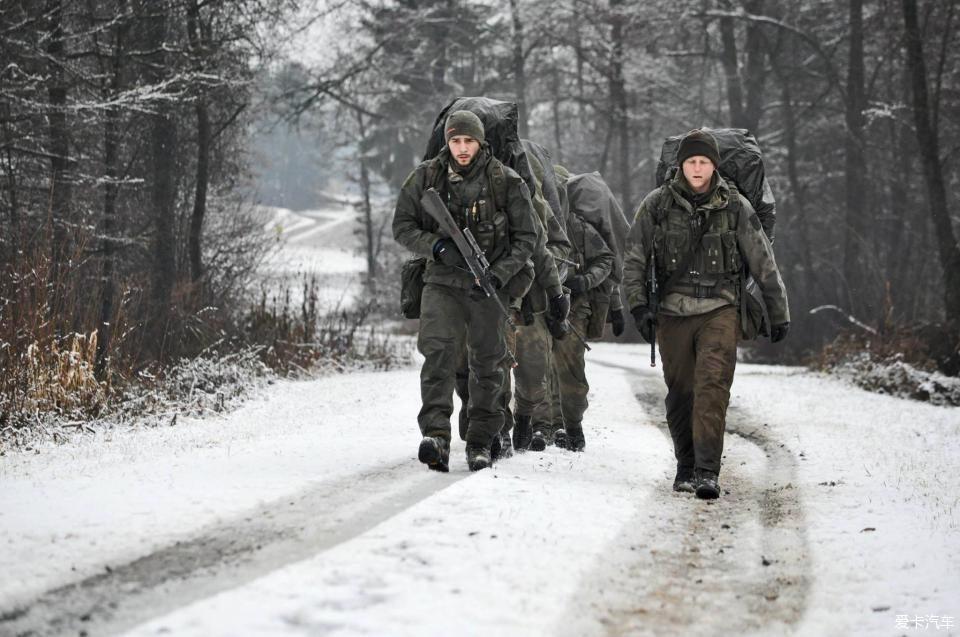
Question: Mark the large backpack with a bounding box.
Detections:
[423,96,564,221]
[564,172,630,287]
[656,127,776,242]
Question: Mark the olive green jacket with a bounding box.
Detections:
[623,171,789,324]
[392,147,539,291]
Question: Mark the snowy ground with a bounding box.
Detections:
[258,205,366,310]
[2,344,958,636]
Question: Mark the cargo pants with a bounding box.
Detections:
[657,305,739,474]
[418,282,509,448]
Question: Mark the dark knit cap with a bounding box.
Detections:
[444,110,485,143]
[677,128,720,167]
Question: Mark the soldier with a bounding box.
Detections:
[550,204,615,451]
[393,111,539,472]
[623,129,790,499]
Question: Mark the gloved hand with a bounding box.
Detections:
[631,305,657,343]
[468,271,501,302]
[433,238,465,268]
[547,293,570,322]
[565,275,588,295]
[546,316,570,341]
[610,308,625,337]
[770,322,790,343]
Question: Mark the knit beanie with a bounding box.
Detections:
[677,128,720,167]
[444,110,485,143]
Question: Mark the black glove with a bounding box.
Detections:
[547,293,570,322]
[566,275,588,295]
[546,315,570,340]
[610,308,625,337]
[468,271,501,302]
[770,322,790,343]
[631,305,657,343]
[433,238,465,268]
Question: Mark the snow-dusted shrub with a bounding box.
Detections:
[829,351,960,407]
[814,326,960,406]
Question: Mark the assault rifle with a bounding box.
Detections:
[647,245,659,367]
[420,188,517,365]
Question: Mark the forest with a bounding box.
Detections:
[2,0,959,432]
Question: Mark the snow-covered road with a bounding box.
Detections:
[2,345,958,636]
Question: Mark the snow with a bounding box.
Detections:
[257,204,365,310]
[2,344,958,635]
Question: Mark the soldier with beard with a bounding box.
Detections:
[392,111,539,471]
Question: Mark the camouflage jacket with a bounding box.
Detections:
[392,147,539,291]
[623,171,789,324]
[566,211,614,298]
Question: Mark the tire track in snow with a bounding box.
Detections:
[1,460,466,637]
[559,356,810,636]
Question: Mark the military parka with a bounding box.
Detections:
[392,146,539,291]
[623,171,789,325]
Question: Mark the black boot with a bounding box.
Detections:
[466,444,492,471]
[565,422,585,452]
[554,429,568,449]
[498,429,514,459]
[513,414,533,451]
[530,429,547,451]
[418,436,450,472]
[695,468,720,499]
[673,465,696,493]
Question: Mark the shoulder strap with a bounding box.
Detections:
[489,161,507,210]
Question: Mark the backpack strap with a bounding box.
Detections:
[489,160,507,210]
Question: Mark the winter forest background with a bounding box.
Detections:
[1,0,959,436]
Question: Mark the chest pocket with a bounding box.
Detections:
[471,198,508,262]
[661,228,688,273]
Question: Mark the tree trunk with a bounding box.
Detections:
[551,66,563,162]
[187,0,209,285]
[843,0,869,318]
[719,2,745,128]
[144,0,177,359]
[901,0,960,324]
[355,108,376,296]
[95,1,127,380]
[509,0,527,138]
[742,0,767,132]
[609,0,630,209]
[46,0,71,328]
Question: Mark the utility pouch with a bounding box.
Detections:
[663,230,688,273]
[702,232,724,274]
[722,231,740,272]
[400,257,427,319]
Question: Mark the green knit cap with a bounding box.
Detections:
[444,110,485,143]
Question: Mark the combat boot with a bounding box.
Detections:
[418,436,450,472]
[490,434,502,461]
[554,428,568,449]
[466,444,492,471]
[565,422,585,452]
[673,465,696,493]
[498,429,514,459]
[530,429,547,452]
[513,414,533,451]
[695,469,720,499]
